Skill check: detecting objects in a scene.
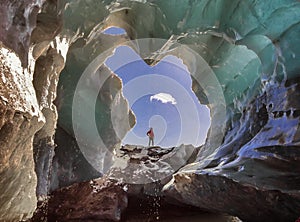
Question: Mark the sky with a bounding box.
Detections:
[103,26,127,35]
[104,28,211,148]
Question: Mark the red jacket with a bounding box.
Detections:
[147,129,154,138]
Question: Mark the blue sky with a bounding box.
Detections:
[105,44,210,148]
[103,26,127,35]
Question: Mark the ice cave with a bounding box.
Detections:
[0,0,300,221]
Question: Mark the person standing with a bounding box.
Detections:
[147,127,154,146]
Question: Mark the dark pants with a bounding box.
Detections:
[148,137,154,146]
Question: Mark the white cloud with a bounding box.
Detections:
[150,93,177,105]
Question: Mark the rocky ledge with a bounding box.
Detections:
[29,145,240,221]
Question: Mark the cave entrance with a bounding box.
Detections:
[105,45,211,148]
[102,26,127,36]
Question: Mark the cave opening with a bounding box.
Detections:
[102,26,127,36]
[105,45,211,148]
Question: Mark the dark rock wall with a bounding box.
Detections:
[0,1,44,220]
[0,0,42,67]
[33,45,65,198]
[50,126,101,192]
[45,177,128,222]
[0,0,65,220]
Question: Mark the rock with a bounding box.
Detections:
[35,177,128,222]
[164,172,300,222]
[49,126,101,192]
[33,44,66,198]
[36,145,234,222]
[122,195,241,222]
[0,0,45,67]
[108,144,196,198]
[0,41,43,221]
[0,0,65,220]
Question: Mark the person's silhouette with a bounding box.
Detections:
[147,127,154,146]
